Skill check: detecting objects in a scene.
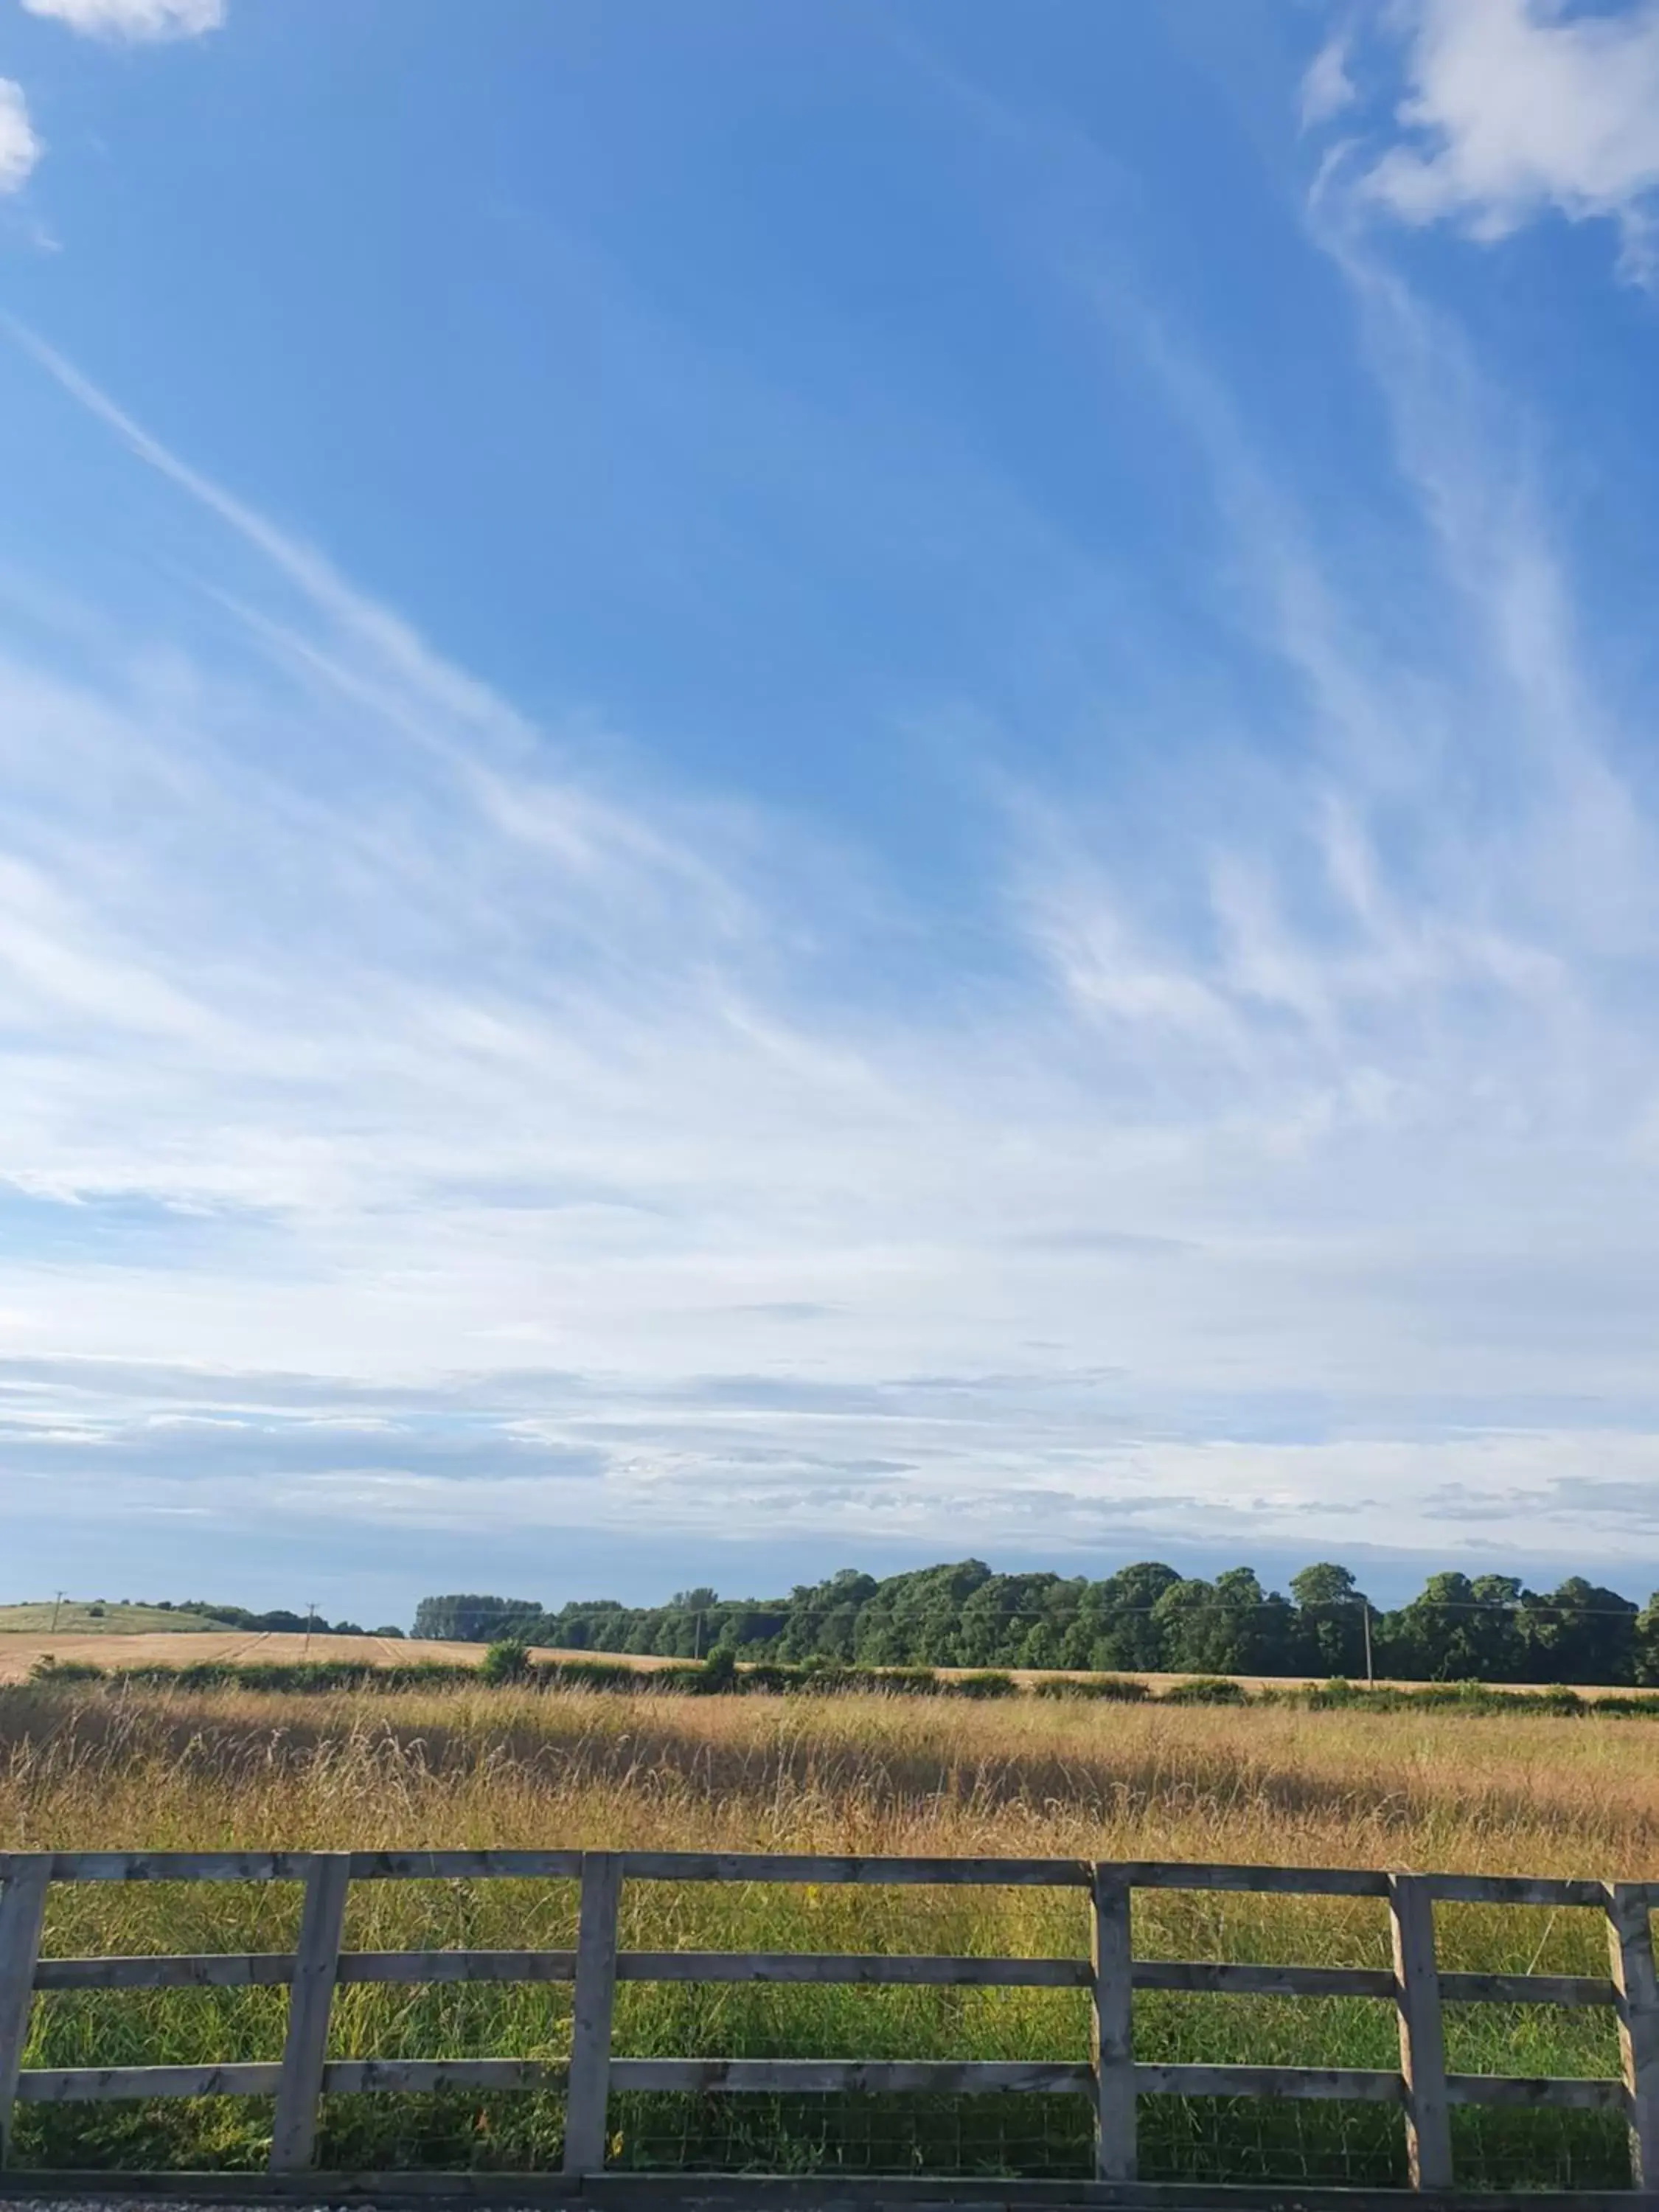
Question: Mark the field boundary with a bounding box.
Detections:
[4,1848,1657,2199]
[2,2183,1658,2211]
[7,1629,1659,1703]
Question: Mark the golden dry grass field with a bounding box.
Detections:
[3,1677,1658,2183]
[10,1678,1659,1865]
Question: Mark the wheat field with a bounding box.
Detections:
[4,1680,1654,2184]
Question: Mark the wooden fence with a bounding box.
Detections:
[1,1849,1657,2195]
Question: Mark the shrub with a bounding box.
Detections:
[1161,1676,1250,1705]
[870,1666,942,1695]
[479,1640,534,1685]
[949,1671,1018,1699]
[1034,1674,1150,1701]
[697,1646,740,1692]
[236,1662,348,1691]
[790,1664,857,1694]
[1510,1687,1585,1717]
[1305,1677,1373,1709]
[779,1664,939,1696]
[29,1655,106,1683]
[538,1659,645,1692]
[383,1661,475,1688]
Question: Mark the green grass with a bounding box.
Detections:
[0,1600,229,1635]
[13,1874,1631,2183]
[29,1649,1659,1717]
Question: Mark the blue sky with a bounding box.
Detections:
[3,0,1659,1621]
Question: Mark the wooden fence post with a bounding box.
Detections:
[0,1857,50,2169]
[564,1851,622,2176]
[1091,1865,1136,2181]
[1390,1874,1453,2191]
[269,1851,351,2172]
[1606,1883,1659,2186]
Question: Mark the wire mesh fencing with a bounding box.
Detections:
[2,1847,1655,2195]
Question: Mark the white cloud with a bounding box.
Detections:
[1362,0,1659,279]
[13,1357,1659,1569]
[0,80,41,195]
[7,315,1659,1579]
[21,0,223,41]
[1300,32,1357,130]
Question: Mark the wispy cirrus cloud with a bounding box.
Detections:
[1004,228,1637,1141]
[1299,31,1357,131]
[6,169,1659,1599]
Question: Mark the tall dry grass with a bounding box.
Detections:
[10,1679,1659,1866]
[2,1682,1653,2183]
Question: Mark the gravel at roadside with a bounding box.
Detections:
[1,2196,573,2211]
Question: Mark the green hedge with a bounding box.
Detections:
[1033,1674,1151,1701]
[1160,1676,1251,1705]
[21,1650,1659,1717]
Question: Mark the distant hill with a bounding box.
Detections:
[0,1600,234,1636]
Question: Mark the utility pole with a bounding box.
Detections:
[304,1602,316,1657]
[49,1590,65,1633]
[1362,1600,1374,1687]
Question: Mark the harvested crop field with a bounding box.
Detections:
[0,1632,476,1682]
[0,1604,236,1638]
[0,1634,737,1683]
[3,1680,1655,2186]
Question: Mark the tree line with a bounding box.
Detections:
[413,1559,1659,1687]
[131,1599,407,1638]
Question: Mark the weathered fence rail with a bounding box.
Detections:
[1,1848,1657,2195]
